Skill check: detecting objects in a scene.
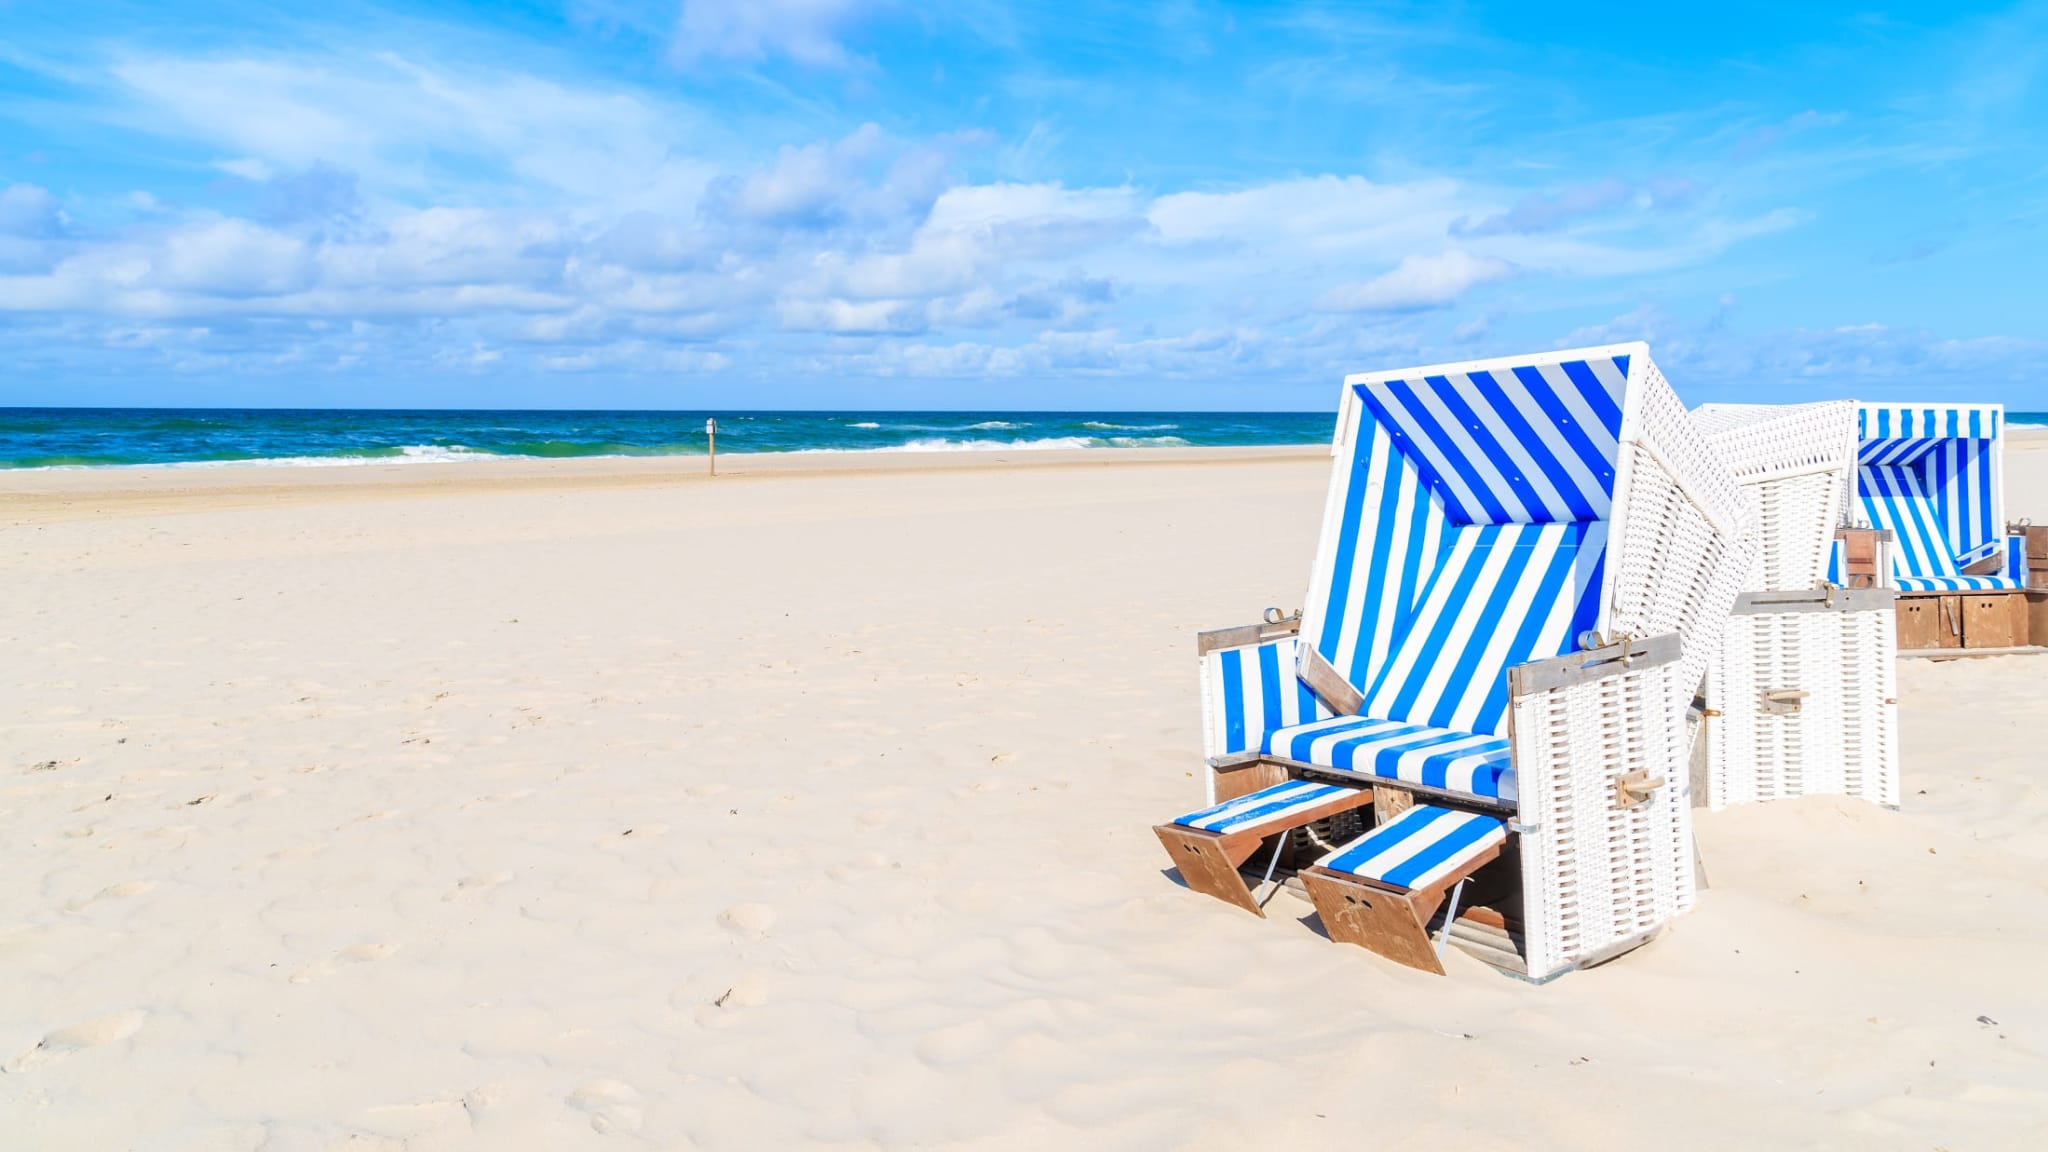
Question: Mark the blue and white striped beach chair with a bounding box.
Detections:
[1161,344,1752,979]
[1691,402,1900,810]
[1852,403,2026,592]
[1849,403,2031,648]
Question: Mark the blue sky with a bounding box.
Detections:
[1,1,2044,409]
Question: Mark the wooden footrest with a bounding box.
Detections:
[1300,804,1508,974]
[1153,780,1372,916]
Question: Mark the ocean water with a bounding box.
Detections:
[0,408,1338,469]
[5,407,2039,471]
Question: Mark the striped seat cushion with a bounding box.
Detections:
[1861,465,2021,591]
[1263,715,1514,800]
[1357,521,1604,738]
[1316,804,1508,891]
[1171,778,1363,834]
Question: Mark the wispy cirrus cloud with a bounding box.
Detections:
[1314,250,1516,314]
[670,0,888,68]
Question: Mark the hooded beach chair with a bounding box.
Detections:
[1691,402,1899,810]
[1157,344,1753,980]
[1849,403,2033,649]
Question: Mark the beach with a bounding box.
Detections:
[5,439,2048,1150]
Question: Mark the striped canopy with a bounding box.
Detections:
[1298,346,1641,741]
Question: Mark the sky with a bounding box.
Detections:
[0,1,2044,410]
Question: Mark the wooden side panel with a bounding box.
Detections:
[1963,594,2024,649]
[2027,526,2048,590]
[1372,785,1416,825]
[1896,598,1944,650]
[1210,760,1285,804]
[2028,593,2048,646]
[1301,869,1446,974]
[1153,825,1265,916]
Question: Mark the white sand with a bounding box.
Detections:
[4,442,2046,1149]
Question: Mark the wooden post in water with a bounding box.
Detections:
[706,417,717,476]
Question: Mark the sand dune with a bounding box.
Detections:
[3,442,2046,1149]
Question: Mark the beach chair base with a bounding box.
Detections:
[1154,780,1375,917]
[1895,588,2031,651]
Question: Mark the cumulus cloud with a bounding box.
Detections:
[1314,250,1515,313]
[0,43,1855,397]
[703,122,950,231]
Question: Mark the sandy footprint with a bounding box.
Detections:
[446,872,512,901]
[718,903,777,939]
[64,881,154,913]
[292,941,400,983]
[7,1010,146,1072]
[565,1079,643,1134]
[913,1018,997,1068]
[825,850,894,880]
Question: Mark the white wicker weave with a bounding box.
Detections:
[1692,401,1858,591]
[1705,602,1899,809]
[1505,360,1750,978]
[1513,655,1688,978]
[1692,401,1900,812]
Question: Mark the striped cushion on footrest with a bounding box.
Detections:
[1316,804,1508,891]
[1173,779,1363,834]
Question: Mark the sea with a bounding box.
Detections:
[0,409,1337,470]
[3,407,2042,471]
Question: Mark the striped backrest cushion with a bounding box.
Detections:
[1860,465,1960,580]
[1358,521,1605,737]
[1355,355,1627,526]
[1298,397,1452,700]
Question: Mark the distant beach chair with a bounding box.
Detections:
[1157,344,1752,980]
[1847,403,2034,649]
[1691,402,1900,810]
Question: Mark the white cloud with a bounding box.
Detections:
[154,218,312,296]
[0,45,1854,395]
[1315,250,1515,313]
[671,0,882,68]
[0,184,62,237]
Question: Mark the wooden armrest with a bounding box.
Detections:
[1506,632,1681,698]
[1735,588,1895,614]
[1196,614,1303,655]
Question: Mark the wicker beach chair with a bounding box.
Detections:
[1848,403,2034,649]
[1690,402,1900,810]
[1156,344,1752,980]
